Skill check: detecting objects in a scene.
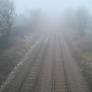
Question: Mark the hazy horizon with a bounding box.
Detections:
[14,0,92,15]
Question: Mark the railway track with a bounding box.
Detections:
[58,31,90,92]
[0,32,69,92]
[0,35,49,92]
[18,37,49,92]
[51,34,68,92]
[0,30,91,92]
[33,33,68,92]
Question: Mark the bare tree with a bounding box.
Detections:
[63,8,90,37]
[0,0,14,37]
[75,8,90,36]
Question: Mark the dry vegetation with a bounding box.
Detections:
[64,29,92,90]
[0,31,40,85]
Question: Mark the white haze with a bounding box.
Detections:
[14,0,92,15]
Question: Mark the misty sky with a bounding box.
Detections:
[14,0,92,15]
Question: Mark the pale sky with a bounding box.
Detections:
[14,0,92,15]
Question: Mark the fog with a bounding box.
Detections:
[14,0,92,15]
[1,0,92,92]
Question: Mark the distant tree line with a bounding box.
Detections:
[63,8,91,37]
